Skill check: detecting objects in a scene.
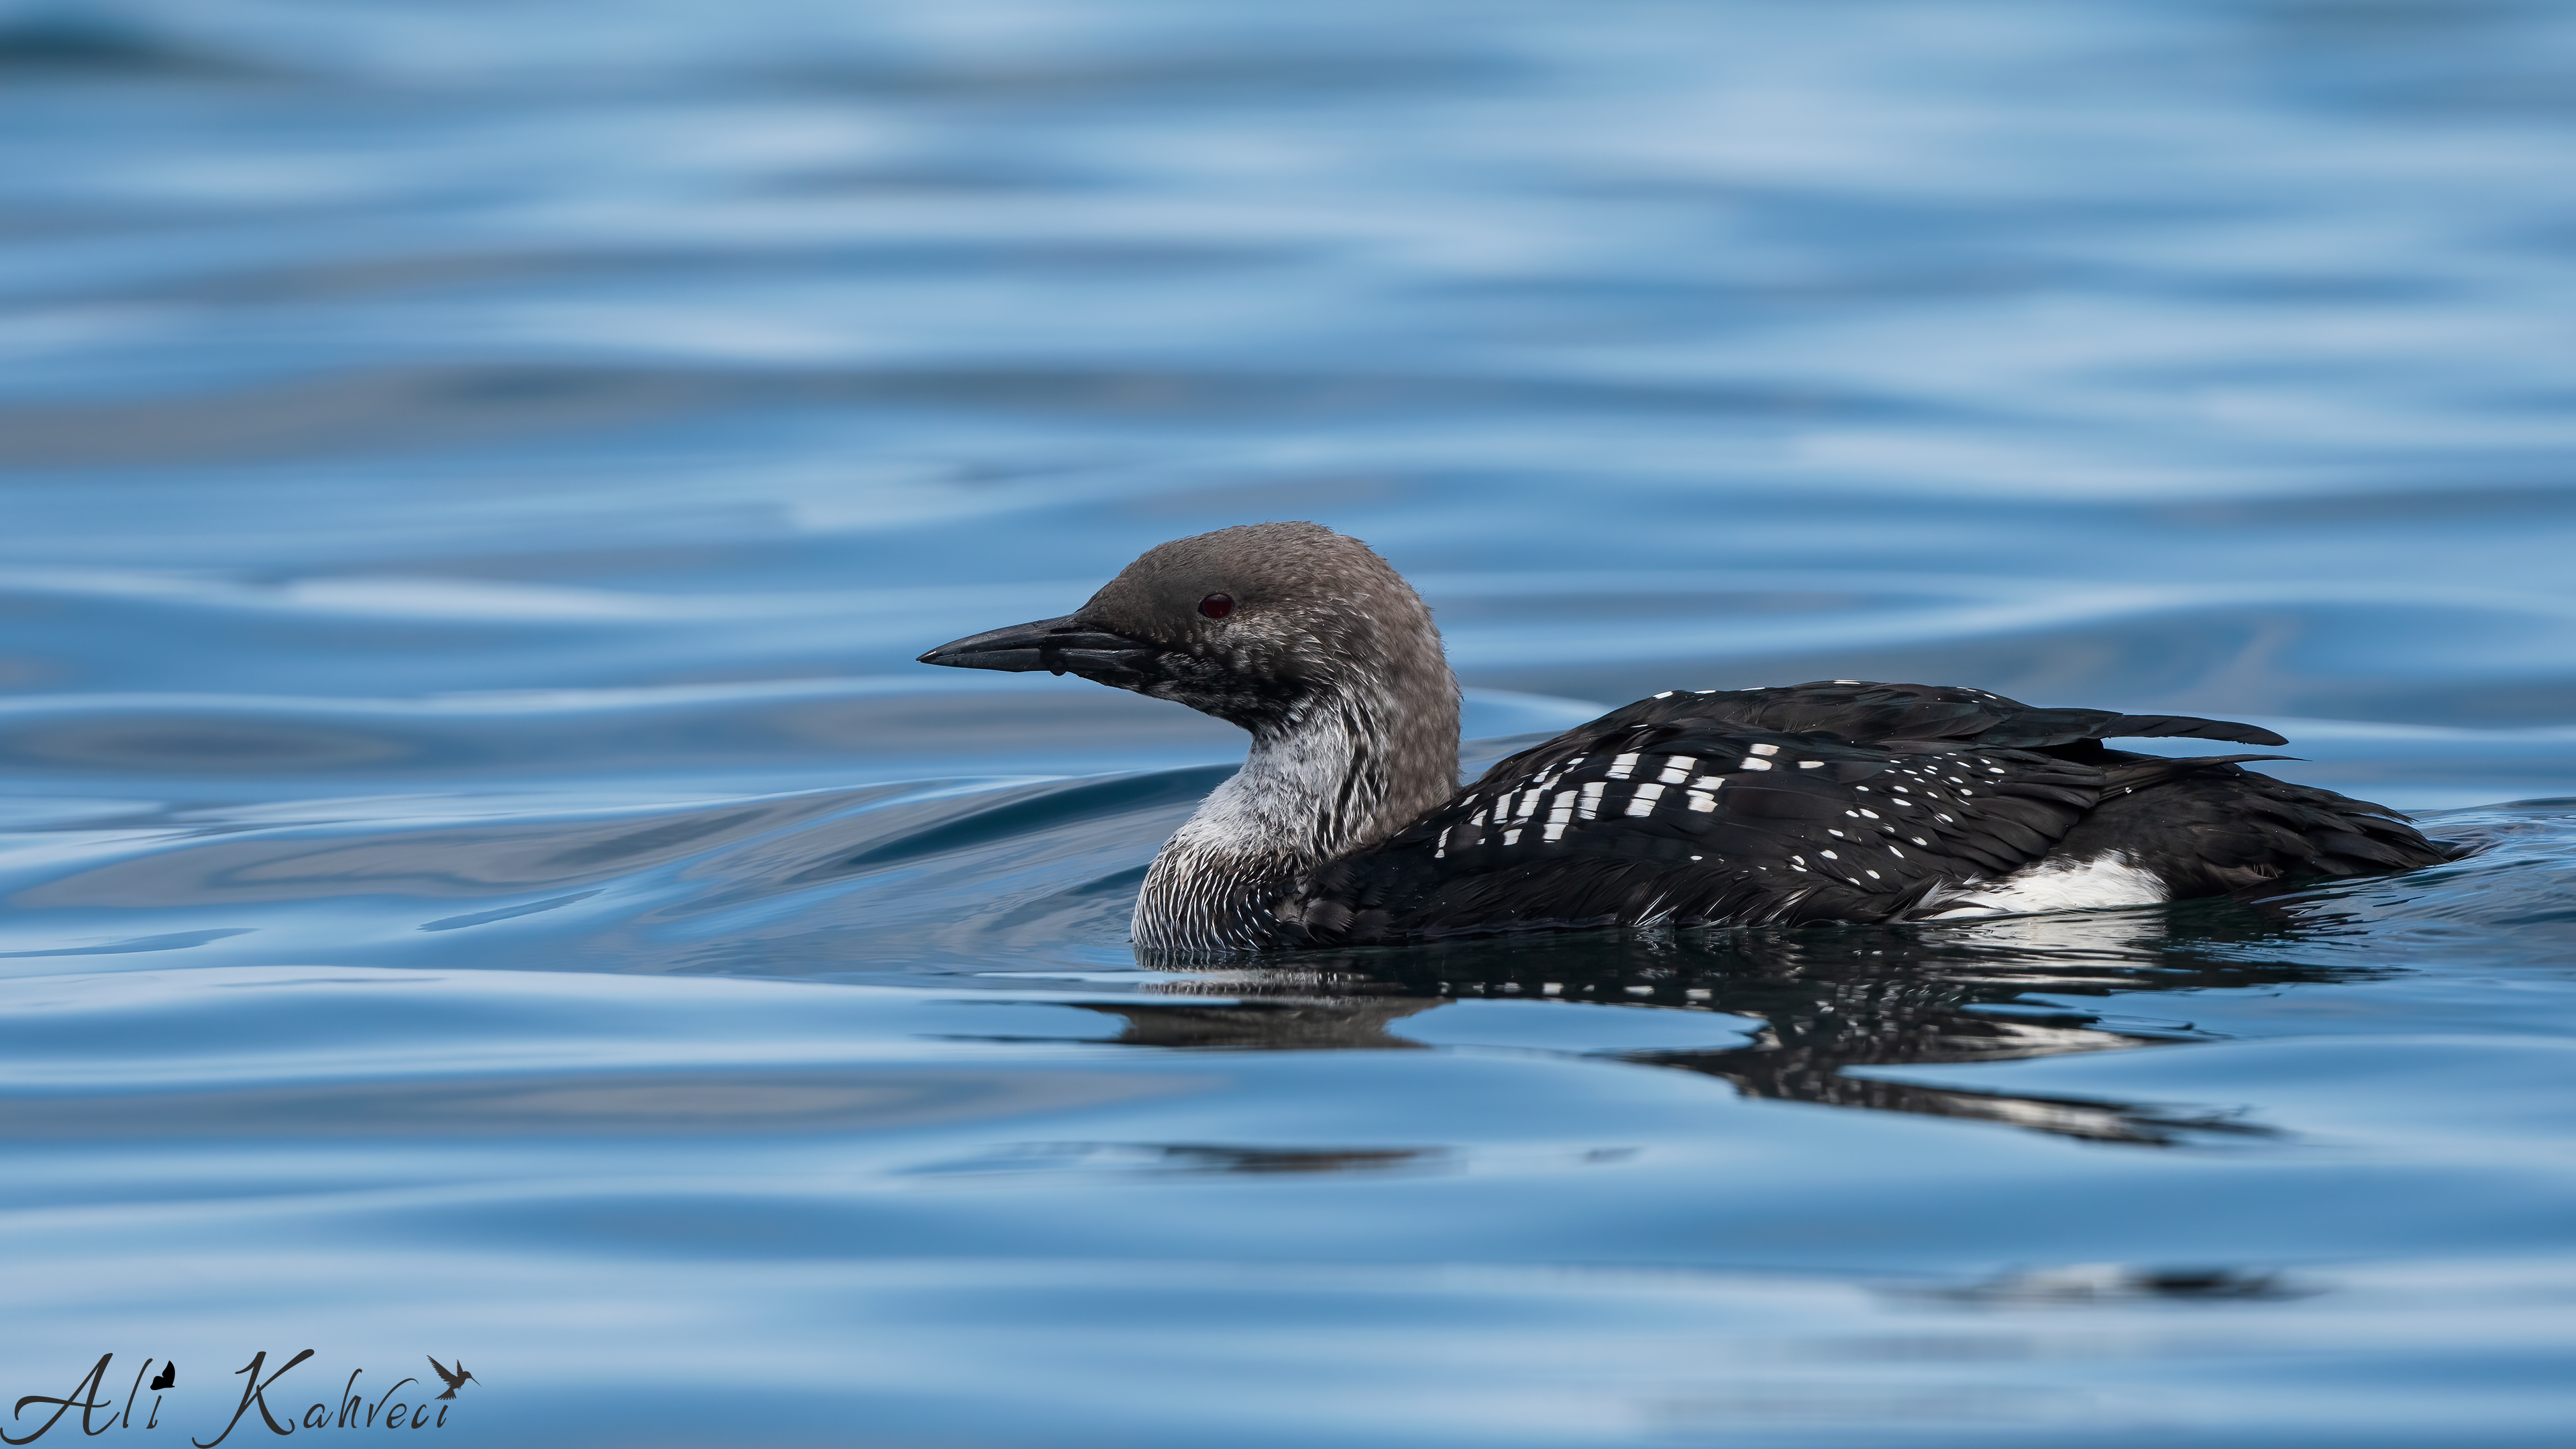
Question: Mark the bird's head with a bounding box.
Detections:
[918,521,1450,735]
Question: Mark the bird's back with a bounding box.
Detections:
[1275,682,2451,946]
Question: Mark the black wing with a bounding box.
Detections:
[1619,681,2288,751]
[2058,761,2457,894]
[1281,710,2111,945]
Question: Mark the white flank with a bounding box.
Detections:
[1928,853,2168,918]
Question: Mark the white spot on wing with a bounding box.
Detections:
[1543,790,1578,841]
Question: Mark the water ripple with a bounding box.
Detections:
[5,0,2575,1442]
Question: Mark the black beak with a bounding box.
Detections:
[917,614,1161,678]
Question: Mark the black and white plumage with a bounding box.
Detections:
[920,523,2453,955]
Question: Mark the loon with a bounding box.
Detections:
[919,522,2451,955]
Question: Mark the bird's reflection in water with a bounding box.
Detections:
[1092,896,2377,1146]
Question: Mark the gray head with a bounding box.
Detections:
[920,522,1456,741]
[926,524,1464,952]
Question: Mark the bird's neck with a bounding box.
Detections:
[1134,671,1458,955]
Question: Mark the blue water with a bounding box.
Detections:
[4,1,2575,1443]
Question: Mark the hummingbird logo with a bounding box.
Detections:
[425,1358,475,1401]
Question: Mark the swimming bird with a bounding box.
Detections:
[919,522,2451,954]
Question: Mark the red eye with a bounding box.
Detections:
[1198,593,1234,619]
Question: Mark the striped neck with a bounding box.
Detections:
[1133,676,1458,955]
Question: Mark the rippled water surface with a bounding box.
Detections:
[5,1,2575,1443]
